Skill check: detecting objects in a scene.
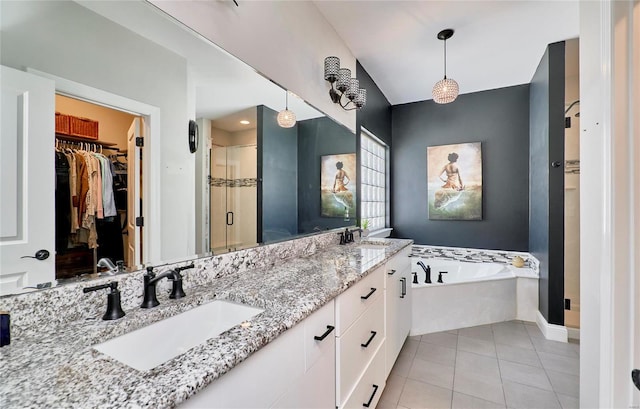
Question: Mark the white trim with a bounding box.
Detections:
[567,327,580,341]
[27,68,162,264]
[536,310,568,342]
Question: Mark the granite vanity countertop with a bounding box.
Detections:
[0,238,412,409]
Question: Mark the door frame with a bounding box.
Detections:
[579,1,639,407]
[27,68,162,265]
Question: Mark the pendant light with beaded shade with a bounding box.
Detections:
[277,91,296,128]
[432,29,459,104]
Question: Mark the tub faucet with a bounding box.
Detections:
[417,261,431,284]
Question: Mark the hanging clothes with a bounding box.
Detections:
[55,152,71,252]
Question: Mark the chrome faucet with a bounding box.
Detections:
[97,258,125,275]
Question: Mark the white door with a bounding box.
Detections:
[0,66,55,294]
[126,117,141,267]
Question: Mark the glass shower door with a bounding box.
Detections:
[210,144,257,253]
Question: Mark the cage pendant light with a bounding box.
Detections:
[277,91,296,128]
[432,29,459,104]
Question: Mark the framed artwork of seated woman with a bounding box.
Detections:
[427,142,482,220]
[320,153,357,219]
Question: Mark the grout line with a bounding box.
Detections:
[494,324,509,408]
[529,322,564,408]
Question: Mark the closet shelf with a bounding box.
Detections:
[56,133,117,147]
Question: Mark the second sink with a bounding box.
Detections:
[94,300,264,371]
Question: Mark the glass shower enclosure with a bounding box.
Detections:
[210,144,257,253]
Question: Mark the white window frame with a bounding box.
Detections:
[360,127,389,234]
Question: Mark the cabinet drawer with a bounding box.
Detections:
[336,295,385,405]
[340,342,386,409]
[303,300,335,371]
[336,266,384,336]
[385,246,411,280]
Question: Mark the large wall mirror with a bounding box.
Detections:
[0,0,356,296]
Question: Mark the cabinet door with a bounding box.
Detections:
[385,247,412,376]
[385,270,401,377]
[273,300,336,409]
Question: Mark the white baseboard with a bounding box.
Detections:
[536,310,569,342]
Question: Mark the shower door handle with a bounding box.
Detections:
[226,212,234,226]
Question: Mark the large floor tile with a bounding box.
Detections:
[400,338,421,358]
[452,392,506,409]
[498,360,553,391]
[398,378,453,409]
[378,373,407,406]
[502,381,561,409]
[546,369,579,398]
[457,335,497,358]
[421,332,459,349]
[415,342,457,368]
[495,343,542,367]
[491,321,528,333]
[531,337,580,358]
[523,322,544,339]
[391,350,415,378]
[537,352,580,376]
[458,325,495,342]
[453,370,505,405]
[557,393,580,409]
[408,356,455,390]
[493,329,534,350]
[455,350,501,380]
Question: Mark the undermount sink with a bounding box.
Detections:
[94,300,264,371]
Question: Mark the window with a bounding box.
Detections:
[360,129,387,231]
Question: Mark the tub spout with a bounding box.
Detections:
[417,261,432,284]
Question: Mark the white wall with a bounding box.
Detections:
[579,1,639,407]
[0,1,193,262]
[149,0,357,132]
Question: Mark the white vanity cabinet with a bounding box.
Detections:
[384,246,412,377]
[335,266,386,409]
[180,300,335,409]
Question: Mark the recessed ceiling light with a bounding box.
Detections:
[240,120,250,125]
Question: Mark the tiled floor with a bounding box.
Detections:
[378,321,579,409]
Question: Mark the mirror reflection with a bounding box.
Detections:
[0,0,356,296]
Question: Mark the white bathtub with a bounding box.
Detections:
[410,257,539,335]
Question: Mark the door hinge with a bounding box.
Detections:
[564,298,571,310]
[135,216,144,227]
[135,137,144,147]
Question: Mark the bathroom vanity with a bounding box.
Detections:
[0,237,412,408]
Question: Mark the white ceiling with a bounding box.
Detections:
[314,1,580,105]
[78,1,323,125]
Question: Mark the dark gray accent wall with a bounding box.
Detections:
[356,61,392,146]
[257,105,298,243]
[356,61,392,227]
[529,42,565,326]
[391,84,530,251]
[297,116,356,234]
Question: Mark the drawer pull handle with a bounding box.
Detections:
[314,325,335,341]
[363,384,379,407]
[361,287,377,300]
[400,277,406,298]
[388,269,397,275]
[361,331,377,348]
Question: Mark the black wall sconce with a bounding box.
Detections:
[324,56,366,110]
